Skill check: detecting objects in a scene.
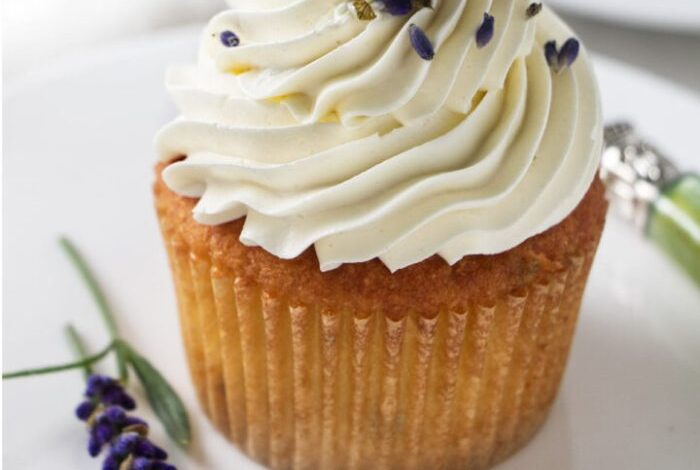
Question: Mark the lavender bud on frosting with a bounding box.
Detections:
[545,38,580,73]
[526,3,543,18]
[409,24,434,60]
[382,0,413,15]
[476,13,495,48]
[559,38,580,68]
[352,0,376,20]
[544,40,559,67]
[219,30,240,48]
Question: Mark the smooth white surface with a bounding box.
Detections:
[2,0,224,80]
[3,26,700,470]
[550,0,700,35]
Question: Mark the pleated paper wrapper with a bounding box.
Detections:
[161,233,596,470]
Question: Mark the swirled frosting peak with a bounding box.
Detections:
[156,0,603,272]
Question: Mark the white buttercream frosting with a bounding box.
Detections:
[156,0,603,272]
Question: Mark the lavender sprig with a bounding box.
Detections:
[3,237,191,467]
[75,375,175,469]
[66,328,177,469]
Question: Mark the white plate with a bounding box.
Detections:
[4,26,700,470]
[549,0,700,35]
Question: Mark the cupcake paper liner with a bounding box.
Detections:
[162,235,596,470]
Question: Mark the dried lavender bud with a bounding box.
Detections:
[352,0,376,20]
[102,386,136,410]
[84,375,136,411]
[88,436,103,458]
[526,3,543,18]
[111,433,140,459]
[476,13,495,48]
[76,400,96,421]
[544,38,580,73]
[112,433,168,460]
[85,375,110,397]
[132,458,177,470]
[103,433,171,470]
[544,40,559,68]
[101,453,123,470]
[559,38,580,68]
[409,24,435,60]
[219,30,240,48]
[134,438,168,460]
[383,0,413,15]
[88,420,114,457]
[102,405,128,423]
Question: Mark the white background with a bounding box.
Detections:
[3,0,700,93]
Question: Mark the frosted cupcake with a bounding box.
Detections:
[155,1,607,469]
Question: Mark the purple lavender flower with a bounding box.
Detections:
[100,433,171,469]
[476,13,495,48]
[132,458,177,470]
[80,375,136,413]
[77,375,176,469]
[220,30,240,48]
[76,400,97,420]
[382,0,413,15]
[544,40,559,68]
[112,433,167,460]
[544,38,580,73]
[409,24,434,60]
[559,38,580,68]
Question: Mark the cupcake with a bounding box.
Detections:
[155,1,607,469]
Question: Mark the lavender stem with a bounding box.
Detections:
[59,237,128,382]
[65,324,92,378]
[2,342,114,379]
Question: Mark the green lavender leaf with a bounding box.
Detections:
[59,237,128,382]
[64,324,92,378]
[125,344,191,447]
